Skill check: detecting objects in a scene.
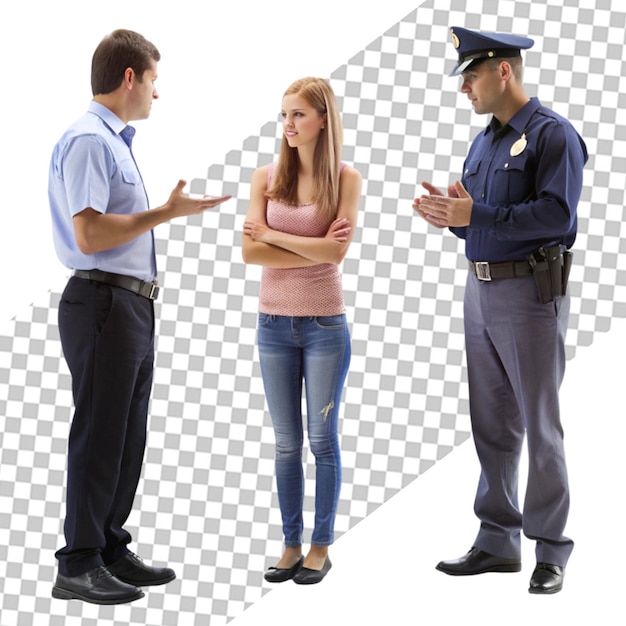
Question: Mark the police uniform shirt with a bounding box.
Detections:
[451,97,588,263]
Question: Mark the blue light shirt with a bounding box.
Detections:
[451,97,588,262]
[49,101,156,281]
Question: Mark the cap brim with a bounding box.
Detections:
[449,57,476,76]
[448,48,523,76]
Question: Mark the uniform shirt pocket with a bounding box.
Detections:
[462,159,481,199]
[491,154,533,205]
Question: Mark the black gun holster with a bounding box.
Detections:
[527,245,573,304]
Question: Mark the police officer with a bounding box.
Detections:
[413,26,587,594]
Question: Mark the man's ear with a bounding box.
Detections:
[123,67,135,90]
[499,60,513,81]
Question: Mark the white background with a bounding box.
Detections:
[0,1,623,624]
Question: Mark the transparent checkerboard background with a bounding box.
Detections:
[1,0,624,624]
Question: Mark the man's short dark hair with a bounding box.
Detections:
[483,55,524,81]
[91,29,160,96]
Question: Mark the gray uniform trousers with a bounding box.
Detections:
[463,272,574,568]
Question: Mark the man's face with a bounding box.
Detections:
[129,59,159,121]
[459,61,503,116]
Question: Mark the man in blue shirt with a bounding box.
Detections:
[49,29,229,605]
[414,27,587,594]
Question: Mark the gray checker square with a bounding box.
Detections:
[1,1,625,624]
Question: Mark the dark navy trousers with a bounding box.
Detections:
[464,272,574,568]
[56,277,154,576]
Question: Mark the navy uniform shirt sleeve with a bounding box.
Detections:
[451,98,588,262]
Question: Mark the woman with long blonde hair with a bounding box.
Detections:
[243,77,361,584]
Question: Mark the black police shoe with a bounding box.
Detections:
[436,547,522,575]
[528,563,564,594]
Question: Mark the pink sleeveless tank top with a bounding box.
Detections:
[258,163,346,316]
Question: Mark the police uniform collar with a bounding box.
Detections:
[448,26,534,76]
[485,97,541,136]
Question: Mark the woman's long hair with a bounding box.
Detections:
[267,77,343,221]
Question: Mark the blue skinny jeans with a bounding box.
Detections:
[257,313,351,546]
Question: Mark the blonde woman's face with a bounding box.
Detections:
[281,93,325,148]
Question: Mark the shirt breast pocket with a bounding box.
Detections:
[120,167,141,185]
[462,159,481,199]
[112,161,145,209]
[491,155,533,205]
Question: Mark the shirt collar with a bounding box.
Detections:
[87,100,134,138]
[486,97,541,136]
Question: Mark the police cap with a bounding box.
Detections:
[448,26,534,76]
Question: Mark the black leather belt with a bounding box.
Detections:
[73,269,159,300]
[468,260,532,281]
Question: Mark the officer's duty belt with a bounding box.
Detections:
[468,260,532,282]
[73,269,159,300]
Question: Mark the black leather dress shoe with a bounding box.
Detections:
[107,552,176,586]
[52,566,144,604]
[293,557,332,585]
[529,563,564,594]
[436,547,522,576]
[264,556,304,583]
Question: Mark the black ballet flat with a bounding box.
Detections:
[293,557,332,585]
[263,556,304,583]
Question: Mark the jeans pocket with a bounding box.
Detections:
[313,314,345,330]
[258,312,274,327]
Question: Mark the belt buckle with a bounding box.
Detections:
[148,282,159,300]
[475,261,492,281]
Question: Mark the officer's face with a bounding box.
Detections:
[459,62,503,115]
